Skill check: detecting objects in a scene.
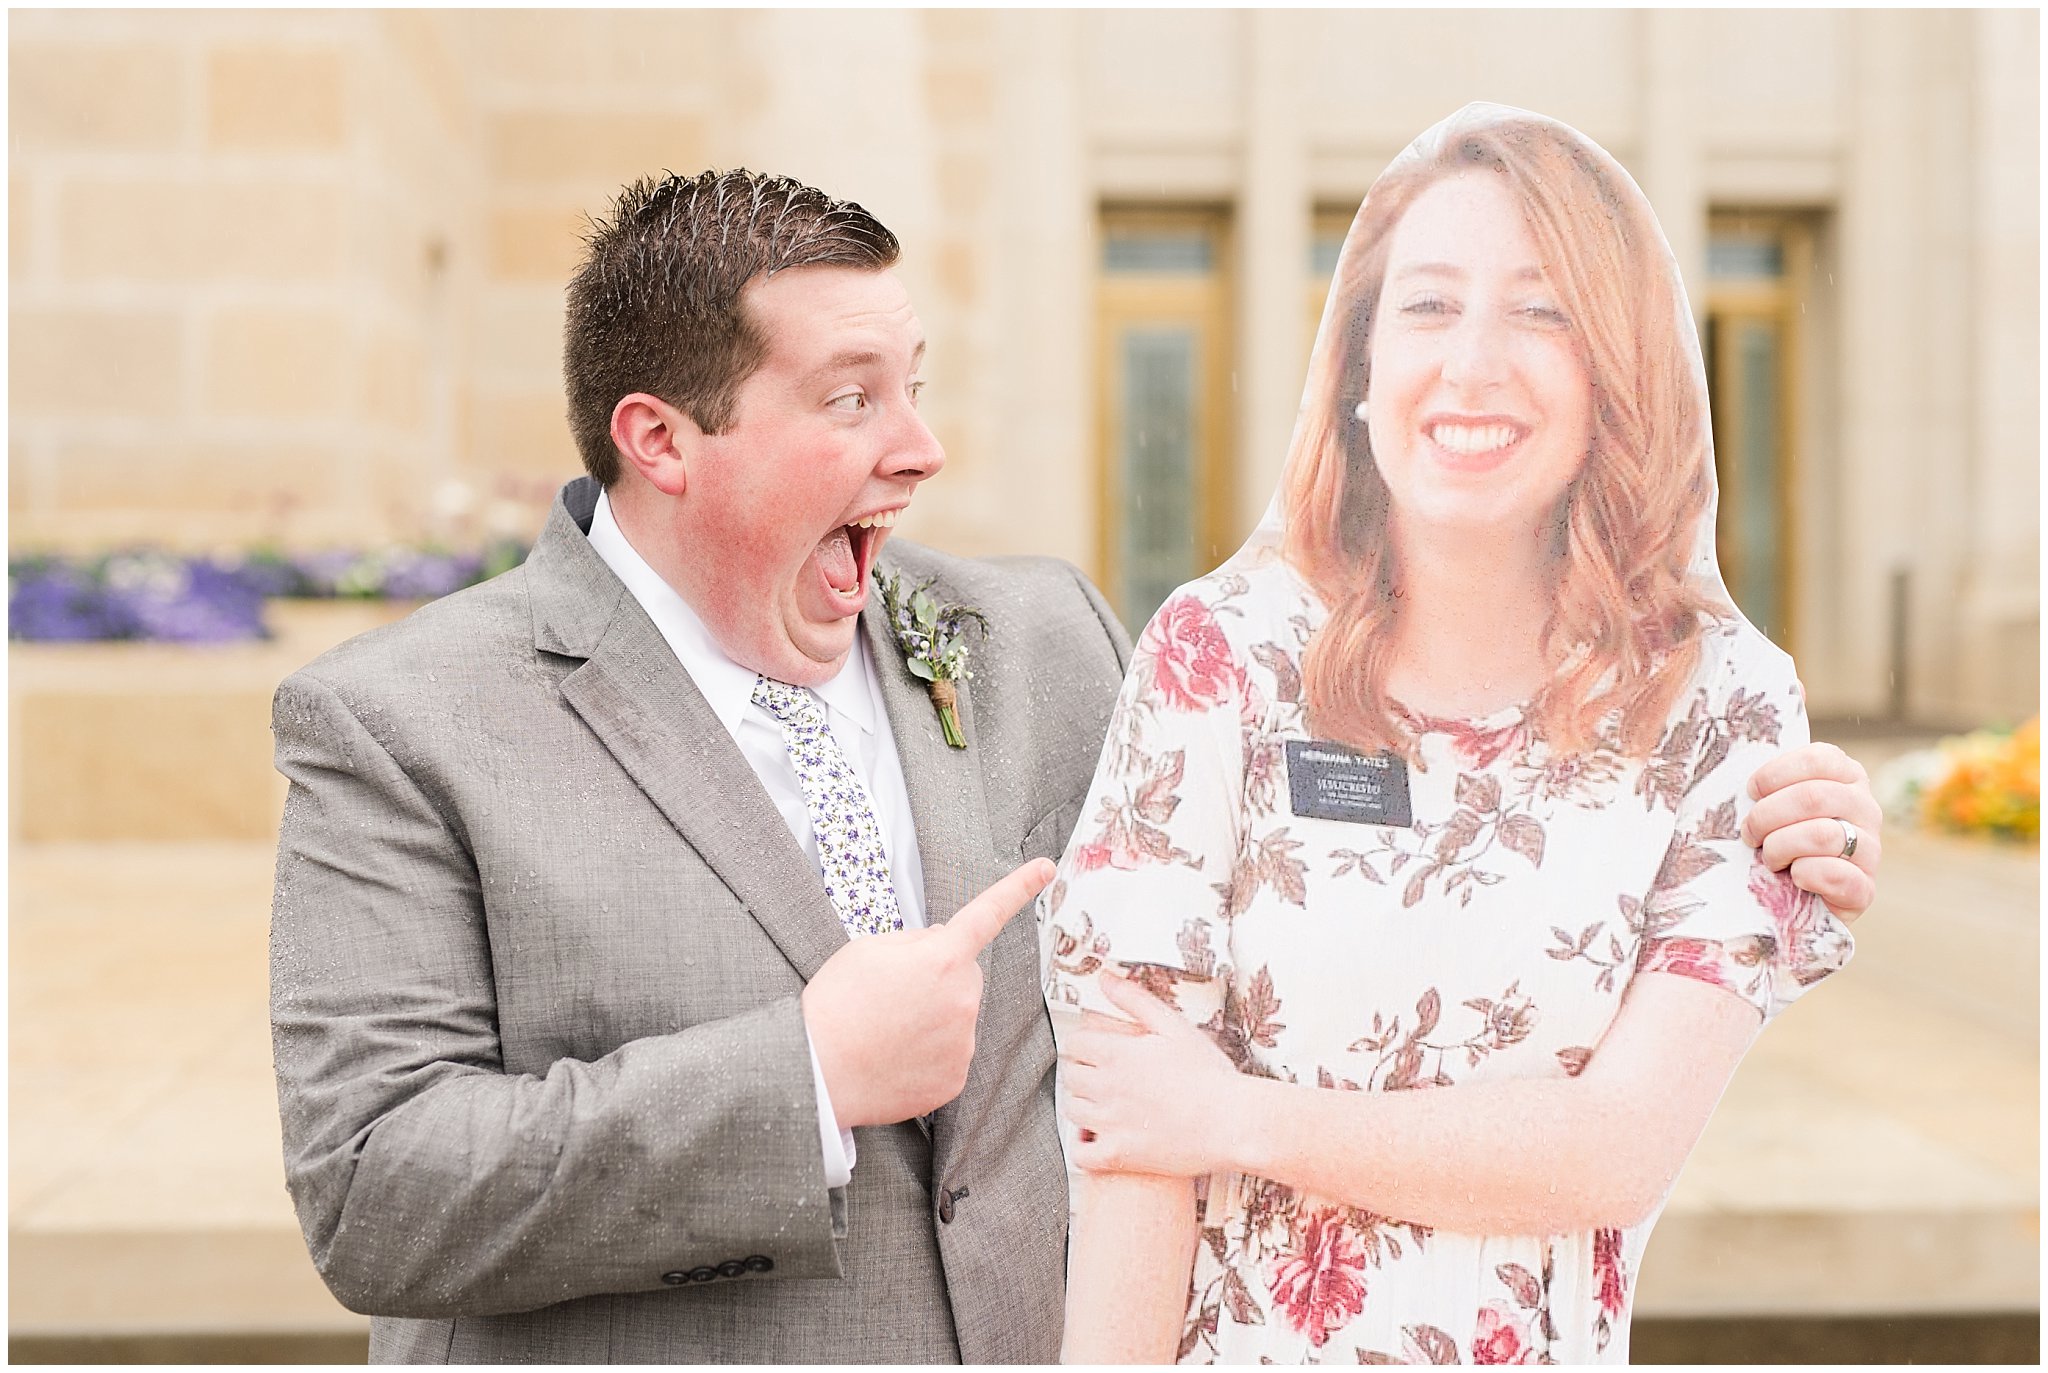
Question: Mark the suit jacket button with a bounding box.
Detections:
[744,1255,774,1273]
[717,1259,747,1279]
[661,1271,688,1286]
[688,1266,718,1283]
[937,1190,955,1224]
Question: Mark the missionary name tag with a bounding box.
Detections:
[1285,740,1413,828]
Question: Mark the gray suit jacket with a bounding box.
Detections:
[270,477,1130,1362]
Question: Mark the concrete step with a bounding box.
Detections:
[8,843,361,1342]
[8,785,2037,1340]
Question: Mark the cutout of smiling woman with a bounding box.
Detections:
[1040,103,1853,1365]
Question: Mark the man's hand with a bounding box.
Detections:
[1741,742,1883,920]
[802,858,1055,1128]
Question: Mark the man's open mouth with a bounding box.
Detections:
[817,509,901,598]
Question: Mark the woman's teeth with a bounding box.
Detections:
[1429,423,1521,455]
[852,509,900,530]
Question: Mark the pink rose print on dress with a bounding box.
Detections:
[1141,594,1243,711]
[1591,1226,1628,1352]
[1070,836,1127,873]
[1748,855,1851,992]
[1749,860,1815,948]
[1593,1227,1628,1316]
[1269,1207,1369,1348]
[1071,749,1194,873]
[1401,706,1534,769]
[1472,1300,1536,1364]
[1636,936,1730,990]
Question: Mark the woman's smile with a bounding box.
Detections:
[1421,413,1531,472]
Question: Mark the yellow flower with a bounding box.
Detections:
[1922,717,2039,840]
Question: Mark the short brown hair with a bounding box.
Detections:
[563,169,900,486]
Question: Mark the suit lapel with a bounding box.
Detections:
[861,567,1003,931]
[861,557,1024,1198]
[532,482,850,983]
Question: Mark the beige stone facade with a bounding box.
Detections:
[9,9,2039,726]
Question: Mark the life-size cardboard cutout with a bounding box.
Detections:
[1041,104,1852,1364]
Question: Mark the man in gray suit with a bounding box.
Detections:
[273,171,1119,1362]
[271,170,1883,1363]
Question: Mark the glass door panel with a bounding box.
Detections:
[1706,212,1812,651]
[1096,208,1233,632]
[1713,314,1787,638]
[1115,327,1202,621]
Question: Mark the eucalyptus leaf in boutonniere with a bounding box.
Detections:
[875,569,990,749]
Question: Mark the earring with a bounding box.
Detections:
[1353,401,1370,422]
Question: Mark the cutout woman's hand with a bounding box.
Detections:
[1059,970,1248,1178]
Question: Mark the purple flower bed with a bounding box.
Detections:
[8,542,528,644]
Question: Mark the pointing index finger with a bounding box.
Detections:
[943,858,1056,955]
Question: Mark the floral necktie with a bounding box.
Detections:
[751,676,905,938]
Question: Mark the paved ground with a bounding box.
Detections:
[9,740,2038,1353]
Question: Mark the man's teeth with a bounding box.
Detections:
[851,509,900,530]
[1429,423,1521,455]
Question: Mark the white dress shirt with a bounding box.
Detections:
[586,491,928,1187]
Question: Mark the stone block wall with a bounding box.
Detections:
[460,12,719,495]
[9,11,489,554]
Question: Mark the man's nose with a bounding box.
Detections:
[884,406,947,482]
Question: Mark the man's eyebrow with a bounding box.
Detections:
[801,341,926,387]
[814,349,883,375]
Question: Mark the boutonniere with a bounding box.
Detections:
[874,569,990,749]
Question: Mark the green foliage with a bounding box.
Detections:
[875,569,990,682]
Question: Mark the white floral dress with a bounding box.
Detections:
[1040,557,1851,1364]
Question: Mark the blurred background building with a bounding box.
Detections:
[9,8,2038,1363]
[10,8,2037,723]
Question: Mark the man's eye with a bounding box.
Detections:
[828,391,868,412]
[907,380,927,406]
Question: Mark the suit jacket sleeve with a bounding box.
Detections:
[270,668,843,1320]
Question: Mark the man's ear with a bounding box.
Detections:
[609,393,702,498]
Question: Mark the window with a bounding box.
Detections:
[1306,205,1356,362]
[1705,212,1816,649]
[1095,207,1235,632]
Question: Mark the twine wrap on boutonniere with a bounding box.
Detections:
[874,569,990,749]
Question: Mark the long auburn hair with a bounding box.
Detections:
[1283,109,1725,760]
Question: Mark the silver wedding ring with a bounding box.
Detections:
[1838,819,1859,860]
